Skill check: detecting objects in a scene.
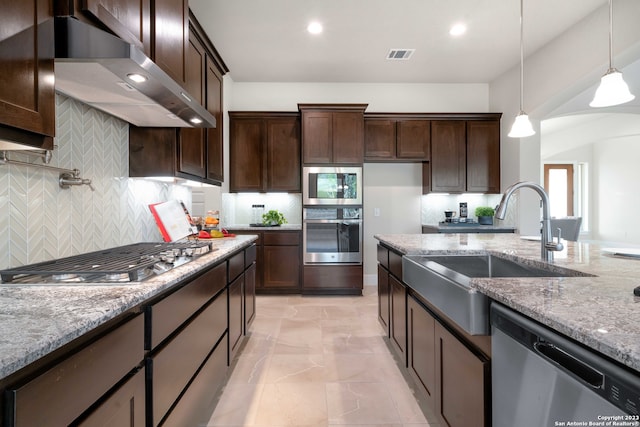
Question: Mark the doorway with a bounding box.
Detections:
[543,164,574,217]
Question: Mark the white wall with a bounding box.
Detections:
[489,0,640,235]
[363,163,422,280]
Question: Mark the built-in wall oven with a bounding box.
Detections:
[303,166,362,206]
[303,207,362,264]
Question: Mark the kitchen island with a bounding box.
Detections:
[375,233,640,372]
[0,235,257,426]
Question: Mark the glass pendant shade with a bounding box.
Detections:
[508,112,535,138]
[590,69,635,107]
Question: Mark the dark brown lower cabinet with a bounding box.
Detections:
[405,293,490,427]
[226,230,301,294]
[77,369,145,427]
[228,273,244,363]
[302,264,363,295]
[244,262,257,333]
[389,274,407,364]
[6,314,144,427]
[435,322,489,427]
[160,334,228,427]
[150,290,227,426]
[407,296,436,408]
[377,263,390,336]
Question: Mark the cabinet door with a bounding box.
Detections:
[0,0,55,142]
[397,120,430,160]
[466,120,500,193]
[185,27,206,105]
[206,55,224,182]
[266,118,301,191]
[83,0,151,54]
[178,128,206,178]
[364,119,396,159]
[230,119,265,191]
[377,264,390,336]
[153,0,188,86]
[430,121,466,192]
[302,111,332,164]
[332,112,364,164]
[228,275,244,362]
[78,369,145,427]
[435,322,489,427]
[263,245,300,290]
[389,275,407,365]
[244,262,257,333]
[407,296,436,409]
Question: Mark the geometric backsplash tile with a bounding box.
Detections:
[0,94,191,269]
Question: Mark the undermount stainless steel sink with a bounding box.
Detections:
[402,254,593,336]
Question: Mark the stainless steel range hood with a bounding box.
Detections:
[54,17,216,128]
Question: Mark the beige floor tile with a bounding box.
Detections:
[254,383,328,426]
[207,290,435,427]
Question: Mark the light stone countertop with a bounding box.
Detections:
[224,224,302,231]
[374,233,640,373]
[0,235,257,381]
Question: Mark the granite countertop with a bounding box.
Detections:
[224,224,302,231]
[422,222,516,232]
[374,233,640,373]
[0,235,257,381]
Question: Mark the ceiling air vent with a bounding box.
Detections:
[386,49,415,60]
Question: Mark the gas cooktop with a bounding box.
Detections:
[0,242,215,284]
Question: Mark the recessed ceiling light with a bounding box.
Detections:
[307,21,323,35]
[126,73,147,83]
[449,23,467,37]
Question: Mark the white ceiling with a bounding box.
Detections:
[189,0,607,84]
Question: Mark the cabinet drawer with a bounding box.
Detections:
[228,250,245,283]
[245,243,257,266]
[389,250,403,279]
[9,314,144,427]
[151,291,227,425]
[377,244,389,268]
[161,334,228,427]
[78,368,145,427]
[263,231,300,246]
[148,262,226,349]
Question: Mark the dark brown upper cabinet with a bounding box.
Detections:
[364,114,431,161]
[81,0,152,54]
[153,0,189,87]
[229,112,301,192]
[128,13,227,185]
[425,114,501,194]
[0,0,55,149]
[299,104,368,164]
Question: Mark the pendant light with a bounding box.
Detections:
[508,0,535,138]
[590,0,635,107]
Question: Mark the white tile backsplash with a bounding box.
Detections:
[421,193,510,224]
[221,193,302,226]
[0,94,191,269]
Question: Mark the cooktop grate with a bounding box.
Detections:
[0,242,212,283]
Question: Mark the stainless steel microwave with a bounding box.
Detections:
[302,166,362,206]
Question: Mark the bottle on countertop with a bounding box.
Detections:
[251,204,265,225]
[459,202,468,219]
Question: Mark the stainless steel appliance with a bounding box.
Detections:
[0,242,214,284]
[303,166,362,206]
[491,302,640,427]
[303,207,362,264]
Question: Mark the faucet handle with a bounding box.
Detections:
[545,227,564,252]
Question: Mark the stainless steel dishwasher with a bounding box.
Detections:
[491,302,640,427]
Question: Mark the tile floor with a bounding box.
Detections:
[206,285,440,427]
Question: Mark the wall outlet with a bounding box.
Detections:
[374,208,381,217]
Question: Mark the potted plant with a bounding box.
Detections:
[475,206,495,225]
[262,209,287,226]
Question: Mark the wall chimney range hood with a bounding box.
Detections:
[54,17,216,128]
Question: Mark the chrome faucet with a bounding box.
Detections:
[495,181,563,262]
